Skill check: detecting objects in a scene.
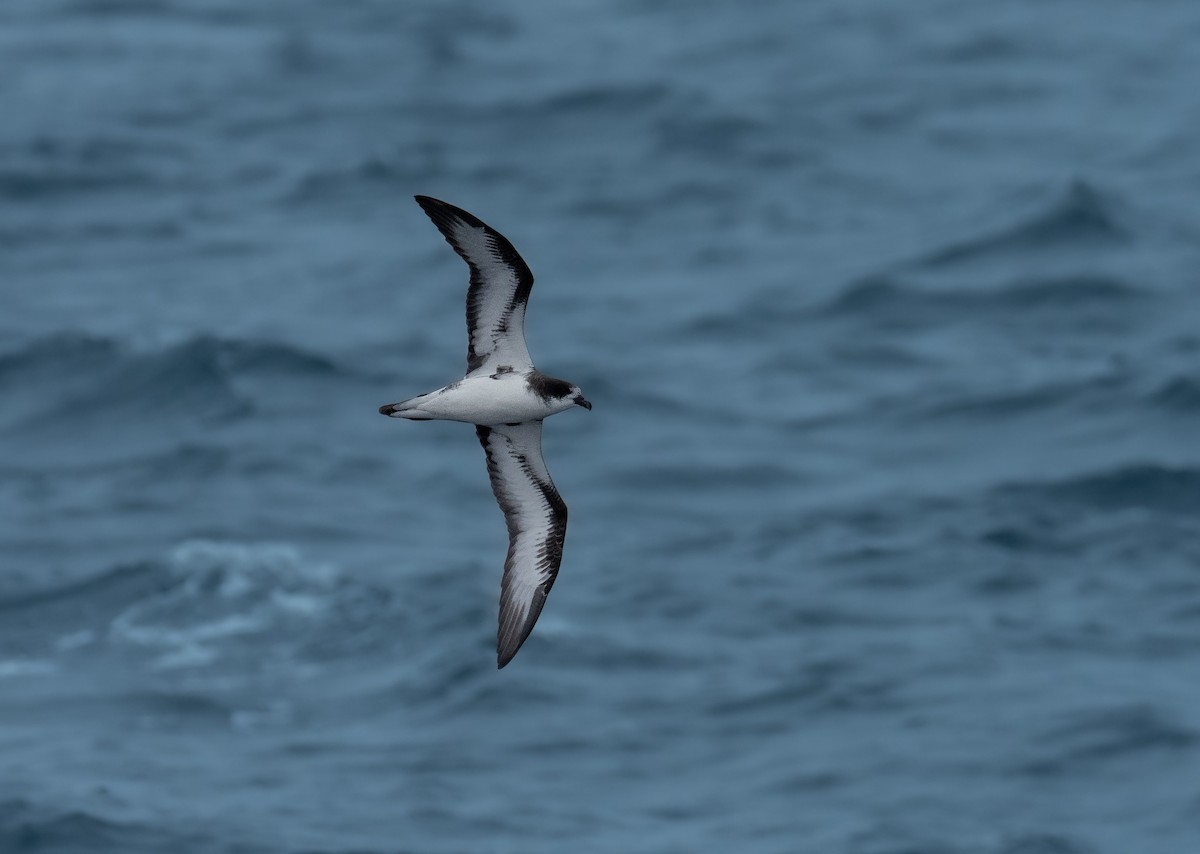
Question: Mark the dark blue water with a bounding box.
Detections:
[3,1,1200,852]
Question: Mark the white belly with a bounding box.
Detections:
[406,373,564,425]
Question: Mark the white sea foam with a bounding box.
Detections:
[109,540,343,669]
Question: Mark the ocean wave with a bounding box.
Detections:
[0,134,177,201]
[710,188,1145,337]
[69,336,252,424]
[977,525,1071,556]
[0,219,183,249]
[0,333,119,384]
[916,180,1130,269]
[918,372,1129,421]
[823,272,1145,324]
[0,563,155,619]
[1018,704,1197,777]
[0,799,201,854]
[1,333,350,428]
[209,335,348,378]
[115,443,234,480]
[0,541,395,673]
[109,544,331,662]
[108,540,373,669]
[610,460,806,490]
[1150,376,1200,412]
[286,152,436,204]
[993,834,1097,854]
[536,82,671,115]
[706,658,901,718]
[0,332,346,385]
[0,165,157,201]
[998,463,1200,514]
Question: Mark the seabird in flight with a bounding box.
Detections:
[380,196,591,668]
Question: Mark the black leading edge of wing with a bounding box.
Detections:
[475,422,568,668]
[414,196,535,374]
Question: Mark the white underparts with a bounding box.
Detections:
[388,372,574,426]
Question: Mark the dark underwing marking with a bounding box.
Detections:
[474,423,568,668]
[507,449,567,591]
[490,365,514,379]
[526,370,573,402]
[414,196,534,373]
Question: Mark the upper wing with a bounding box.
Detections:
[415,196,535,375]
[475,421,567,668]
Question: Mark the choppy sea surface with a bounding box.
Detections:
[3,1,1200,852]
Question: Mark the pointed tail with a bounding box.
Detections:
[379,395,434,419]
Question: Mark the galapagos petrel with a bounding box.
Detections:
[379,196,591,668]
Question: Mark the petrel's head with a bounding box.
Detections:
[528,371,591,413]
[562,381,591,411]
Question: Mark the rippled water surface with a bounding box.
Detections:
[3,1,1200,852]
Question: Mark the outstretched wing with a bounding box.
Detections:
[475,421,567,668]
[415,196,535,375]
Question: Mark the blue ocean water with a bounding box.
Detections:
[2,1,1200,851]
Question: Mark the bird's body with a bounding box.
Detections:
[379,196,590,668]
[385,369,580,426]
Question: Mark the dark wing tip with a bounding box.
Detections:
[414,196,534,289]
[496,588,548,669]
[414,195,487,231]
